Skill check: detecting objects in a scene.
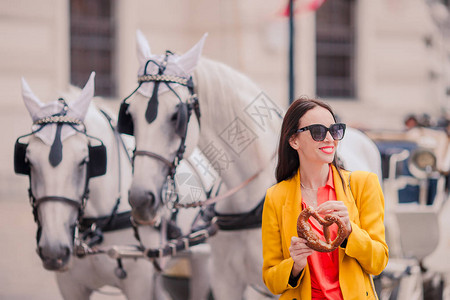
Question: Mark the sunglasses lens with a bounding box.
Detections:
[299,123,346,141]
[310,125,327,141]
[330,124,345,140]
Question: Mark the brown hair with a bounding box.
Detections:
[275,97,345,185]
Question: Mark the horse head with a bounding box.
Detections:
[16,73,106,270]
[119,31,204,224]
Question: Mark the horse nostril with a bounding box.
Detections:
[128,188,158,212]
[64,246,71,258]
[38,244,71,261]
[147,191,156,208]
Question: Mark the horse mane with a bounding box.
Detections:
[193,57,279,135]
[192,57,282,171]
[59,86,118,126]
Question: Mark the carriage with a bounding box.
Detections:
[367,127,450,299]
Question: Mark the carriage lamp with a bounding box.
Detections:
[408,148,437,179]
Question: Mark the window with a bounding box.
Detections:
[316,0,355,98]
[70,0,116,97]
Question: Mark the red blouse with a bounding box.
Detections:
[302,165,343,300]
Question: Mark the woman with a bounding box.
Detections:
[262,98,388,299]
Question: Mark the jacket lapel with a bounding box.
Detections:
[332,167,358,221]
[282,170,302,254]
[333,166,351,206]
[332,167,358,266]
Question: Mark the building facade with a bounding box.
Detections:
[2,0,450,193]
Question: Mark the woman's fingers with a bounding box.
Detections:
[291,236,307,244]
[289,236,314,271]
[317,200,345,213]
[317,201,352,234]
[317,201,348,218]
[290,237,314,255]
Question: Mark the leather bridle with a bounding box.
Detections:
[118,51,200,209]
[24,123,92,252]
[15,99,107,255]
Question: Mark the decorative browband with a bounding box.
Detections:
[33,116,83,126]
[138,74,189,85]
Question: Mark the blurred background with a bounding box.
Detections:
[2,0,450,299]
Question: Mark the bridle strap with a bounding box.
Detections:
[33,116,82,126]
[174,151,278,209]
[138,74,189,86]
[133,150,176,170]
[130,52,193,179]
[174,172,259,208]
[34,196,84,210]
[29,154,91,241]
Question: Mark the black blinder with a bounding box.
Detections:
[117,102,134,136]
[14,140,30,175]
[87,143,107,178]
[176,102,189,138]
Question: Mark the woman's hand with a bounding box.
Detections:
[289,236,314,276]
[317,200,352,236]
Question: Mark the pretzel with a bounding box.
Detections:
[296,206,348,252]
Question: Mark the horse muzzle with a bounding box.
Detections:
[128,187,161,222]
[38,246,71,271]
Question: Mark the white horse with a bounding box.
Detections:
[119,32,280,300]
[15,73,162,300]
[119,32,386,300]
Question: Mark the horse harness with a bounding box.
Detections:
[76,109,135,254]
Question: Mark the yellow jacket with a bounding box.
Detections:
[262,166,388,300]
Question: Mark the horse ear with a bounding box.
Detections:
[136,29,152,66]
[70,72,95,121]
[21,77,45,121]
[178,33,208,74]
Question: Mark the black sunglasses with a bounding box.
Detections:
[296,123,346,141]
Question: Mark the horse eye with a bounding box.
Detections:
[170,112,177,121]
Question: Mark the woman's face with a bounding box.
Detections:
[289,106,338,165]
